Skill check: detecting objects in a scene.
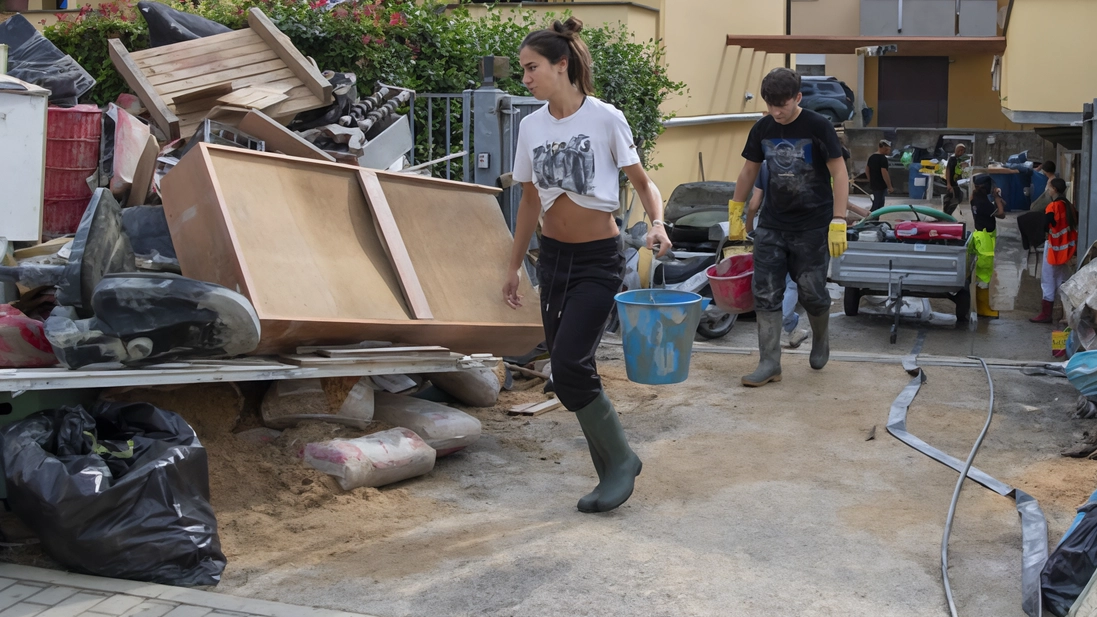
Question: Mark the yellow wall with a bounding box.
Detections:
[645,0,783,193]
[1001,0,1097,115]
[947,54,1022,129]
[863,56,878,126]
[791,0,859,88]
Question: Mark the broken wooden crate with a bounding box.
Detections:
[108,8,332,141]
[160,144,543,356]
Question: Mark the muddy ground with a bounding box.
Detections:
[2,208,1094,616]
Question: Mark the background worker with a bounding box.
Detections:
[728,67,849,388]
[1019,161,1059,251]
[968,174,1006,318]
[502,18,670,513]
[1030,178,1078,324]
[866,140,894,212]
[944,144,967,216]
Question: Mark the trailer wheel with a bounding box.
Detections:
[843,287,861,316]
[953,288,971,322]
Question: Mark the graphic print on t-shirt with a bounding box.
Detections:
[762,138,814,212]
[532,134,596,195]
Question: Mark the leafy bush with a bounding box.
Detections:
[44,0,684,170]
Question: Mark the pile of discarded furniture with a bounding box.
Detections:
[0,2,546,587]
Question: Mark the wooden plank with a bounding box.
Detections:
[369,173,539,325]
[376,169,501,196]
[125,134,160,208]
[724,34,1006,55]
[137,38,268,73]
[297,341,392,354]
[147,49,281,87]
[247,7,332,104]
[358,170,434,320]
[316,346,451,358]
[508,398,563,416]
[156,59,288,97]
[166,68,298,102]
[237,109,336,162]
[131,29,257,62]
[169,83,234,106]
[279,353,457,366]
[108,38,179,139]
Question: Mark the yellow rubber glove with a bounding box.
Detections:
[728,200,747,241]
[828,219,848,257]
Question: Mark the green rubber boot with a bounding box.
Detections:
[742,310,783,387]
[575,392,641,513]
[576,424,606,512]
[807,311,829,370]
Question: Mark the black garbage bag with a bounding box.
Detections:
[0,15,96,105]
[1042,501,1097,615]
[0,402,226,586]
[138,1,233,47]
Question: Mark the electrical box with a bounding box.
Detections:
[477,153,490,169]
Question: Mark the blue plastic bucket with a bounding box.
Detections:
[614,289,705,385]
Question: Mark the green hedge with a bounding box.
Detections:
[45,0,684,169]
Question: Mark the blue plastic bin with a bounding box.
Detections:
[614,289,706,385]
[908,166,928,199]
[991,173,1030,211]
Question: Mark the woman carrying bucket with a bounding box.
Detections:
[502,18,672,514]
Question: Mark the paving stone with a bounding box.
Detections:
[116,602,177,617]
[78,595,144,617]
[0,585,49,611]
[33,593,110,617]
[23,587,79,607]
[0,579,20,594]
[0,602,47,616]
[159,608,211,617]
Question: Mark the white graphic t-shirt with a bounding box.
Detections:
[512,96,641,213]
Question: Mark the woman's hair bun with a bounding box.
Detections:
[552,17,584,38]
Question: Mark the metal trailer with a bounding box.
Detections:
[830,222,974,344]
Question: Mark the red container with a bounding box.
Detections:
[45,105,102,202]
[894,221,965,241]
[706,254,755,314]
[47,105,103,140]
[43,197,91,238]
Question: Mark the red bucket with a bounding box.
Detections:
[706,254,755,314]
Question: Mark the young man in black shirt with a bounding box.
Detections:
[866,139,893,212]
[728,68,849,387]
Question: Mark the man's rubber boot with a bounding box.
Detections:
[574,392,642,513]
[742,310,782,387]
[976,287,999,318]
[577,424,605,512]
[1030,299,1053,323]
[807,311,830,370]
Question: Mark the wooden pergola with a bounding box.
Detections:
[724,35,1006,56]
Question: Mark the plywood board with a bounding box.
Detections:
[109,9,330,140]
[237,110,335,162]
[370,173,541,325]
[125,134,160,207]
[161,144,543,356]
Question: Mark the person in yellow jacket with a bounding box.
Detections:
[1031,178,1078,323]
[968,174,1005,317]
[727,68,849,387]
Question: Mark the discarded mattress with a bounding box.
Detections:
[160,144,544,356]
[45,272,260,368]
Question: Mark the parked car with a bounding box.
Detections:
[800,76,855,125]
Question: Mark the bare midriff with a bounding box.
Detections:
[542,193,619,243]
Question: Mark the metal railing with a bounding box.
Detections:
[408,92,472,182]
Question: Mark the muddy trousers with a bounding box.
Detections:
[1041,248,1070,303]
[538,236,624,411]
[752,226,832,317]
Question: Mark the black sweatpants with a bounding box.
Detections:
[871,190,887,212]
[538,236,624,411]
[752,226,831,316]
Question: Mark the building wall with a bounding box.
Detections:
[647,0,784,192]
[791,0,860,89]
[947,54,1021,130]
[1001,0,1097,117]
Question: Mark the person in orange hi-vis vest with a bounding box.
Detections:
[1031,177,1078,324]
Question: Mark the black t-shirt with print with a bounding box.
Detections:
[742,109,843,232]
